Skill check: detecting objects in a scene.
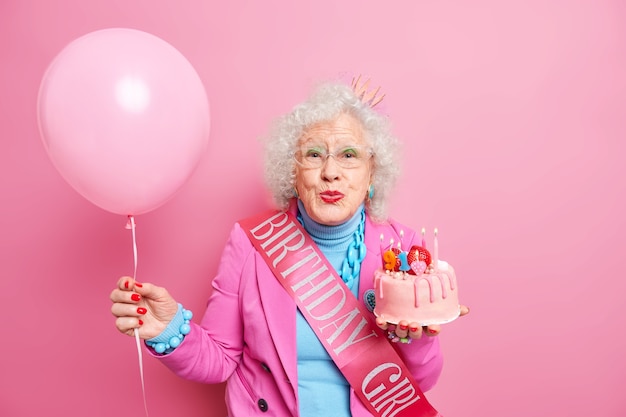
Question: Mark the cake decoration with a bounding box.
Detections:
[373,228,460,326]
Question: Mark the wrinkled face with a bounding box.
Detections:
[294,113,372,226]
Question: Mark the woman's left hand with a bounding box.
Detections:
[375,304,470,341]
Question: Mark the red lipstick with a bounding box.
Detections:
[320,190,344,203]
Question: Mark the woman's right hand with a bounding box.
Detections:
[110,276,179,339]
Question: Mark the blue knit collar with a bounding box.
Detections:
[296,200,364,245]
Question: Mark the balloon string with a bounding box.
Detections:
[127,215,149,417]
[135,328,149,417]
[130,215,138,280]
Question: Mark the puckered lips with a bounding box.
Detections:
[320,190,344,203]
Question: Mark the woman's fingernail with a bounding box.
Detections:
[138,320,144,326]
[135,282,143,288]
[137,307,147,315]
[399,324,408,330]
[131,294,141,302]
[124,281,129,289]
[428,329,438,334]
[409,327,418,332]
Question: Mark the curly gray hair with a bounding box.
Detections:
[262,81,401,222]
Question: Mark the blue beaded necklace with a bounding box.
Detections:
[296,204,367,283]
[339,208,367,282]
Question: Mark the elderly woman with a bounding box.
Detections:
[110,80,467,417]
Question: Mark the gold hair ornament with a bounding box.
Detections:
[351,75,385,108]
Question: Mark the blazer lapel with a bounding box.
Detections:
[359,216,385,300]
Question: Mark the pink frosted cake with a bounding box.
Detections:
[373,234,460,326]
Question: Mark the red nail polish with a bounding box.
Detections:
[135,282,143,288]
[409,327,418,332]
[138,320,144,325]
[131,294,141,302]
[124,281,129,289]
[399,324,408,330]
[428,329,438,334]
[137,307,147,315]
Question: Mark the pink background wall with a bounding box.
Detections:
[1,1,624,416]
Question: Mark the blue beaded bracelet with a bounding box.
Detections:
[146,305,193,354]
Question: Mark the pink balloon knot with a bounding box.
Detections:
[125,215,136,230]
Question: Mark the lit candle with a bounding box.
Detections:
[399,230,404,250]
[379,233,384,253]
[433,228,439,271]
[421,227,426,248]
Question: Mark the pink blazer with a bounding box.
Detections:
[156,207,443,416]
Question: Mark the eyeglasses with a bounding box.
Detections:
[294,145,373,169]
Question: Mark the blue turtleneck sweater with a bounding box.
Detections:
[296,200,364,417]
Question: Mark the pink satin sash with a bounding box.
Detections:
[241,210,441,417]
